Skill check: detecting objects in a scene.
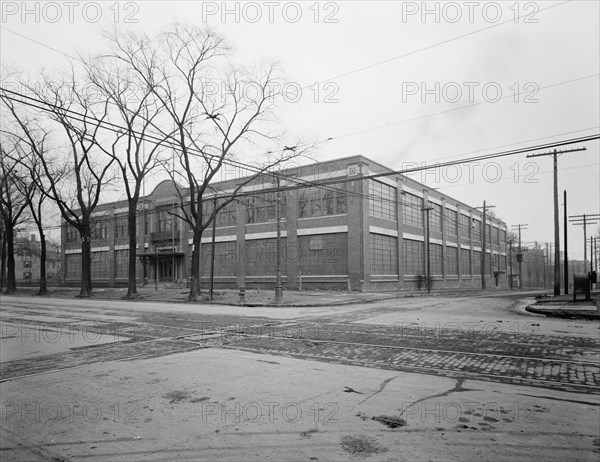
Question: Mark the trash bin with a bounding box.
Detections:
[573,273,590,301]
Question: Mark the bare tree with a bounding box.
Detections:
[108,24,304,300]
[0,139,31,293]
[85,54,171,299]
[0,217,6,291]
[3,72,117,297]
[3,128,53,295]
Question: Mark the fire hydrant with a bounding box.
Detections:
[238,287,246,304]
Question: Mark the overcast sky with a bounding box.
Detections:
[1,1,599,261]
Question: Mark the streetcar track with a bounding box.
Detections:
[195,331,600,366]
[222,344,600,394]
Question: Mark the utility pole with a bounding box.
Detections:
[274,177,283,304]
[527,147,586,295]
[569,214,600,273]
[475,202,495,290]
[563,190,568,294]
[508,241,513,289]
[209,196,217,301]
[422,204,433,293]
[512,224,528,289]
[588,236,598,289]
[545,242,549,289]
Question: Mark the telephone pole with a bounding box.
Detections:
[511,224,528,289]
[274,177,283,304]
[563,190,568,294]
[527,146,586,296]
[474,202,495,290]
[569,214,599,273]
[422,205,434,293]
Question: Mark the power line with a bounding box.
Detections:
[3,88,597,228]
[3,21,598,153]
[325,74,599,142]
[311,1,571,85]
[4,87,597,195]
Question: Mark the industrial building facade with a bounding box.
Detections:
[61,155,509,291]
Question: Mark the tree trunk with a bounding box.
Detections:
[5,225,16,294]
[0,230,6,292]
[79,228,93,297]
[188,228,202,301]
[38,229,47,295]
[124,199,139,299]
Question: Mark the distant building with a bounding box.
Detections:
[61,155,509,291]
[15,234,61,285]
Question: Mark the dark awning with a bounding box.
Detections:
[138,251,185,258]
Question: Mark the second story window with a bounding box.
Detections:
[202,199,237,227]
[247,192,286,224]
[298,183,347,218]
[402,193,423,228]
[157,206,178,233]
[91,219,108,240]
[115,216,127,239]
[428,202,442,232]
[369,180,396,220]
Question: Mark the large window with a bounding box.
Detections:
[499,229,507,251]
[115,215,127,239]
[492,226,500,246]
[445,209,458,236]
[91,219,108,240]
[245,238,287,276]
[402,193,423,228]
[472,219,481,241]
[459,214,470,239]
[446,246,458,275]
[247,192,286,224]
[403,239,424,275]
[203,199,237,227]
[157,206,178,232]
[472,250,481,274]
[430,243,443,275]
[65,253,81,279]
[201,241,238,277]
[65,226,79,243]
[460,249,471,275]
[298,184,347,218]
[369,180,397,221]
[370,233,398,275]
[429,202,442,233]
[91,251,109,279]
[298,233,348,275]
[115,250,128,279]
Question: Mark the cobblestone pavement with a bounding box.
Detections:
[2,298,599,396]
[187,320,599,395]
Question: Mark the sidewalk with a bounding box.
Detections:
[525,292,600,320]
[11,285,549,308]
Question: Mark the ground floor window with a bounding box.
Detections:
[430,243,443,275]
[370,233,398,275]
[298,233,347,275]
[91,251,109,279]
[115,250,129,279]
[446,246,459,276]
[201,241,238,277]
[460,249,471,275]
[65,253,81,279]
[403,239,424,275]
[245,238,287,276]
[472,250,482,274]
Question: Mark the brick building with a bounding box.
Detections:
[61,155,509,291]
[15,234,61,285]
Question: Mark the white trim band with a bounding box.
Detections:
[369,226,398,237]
